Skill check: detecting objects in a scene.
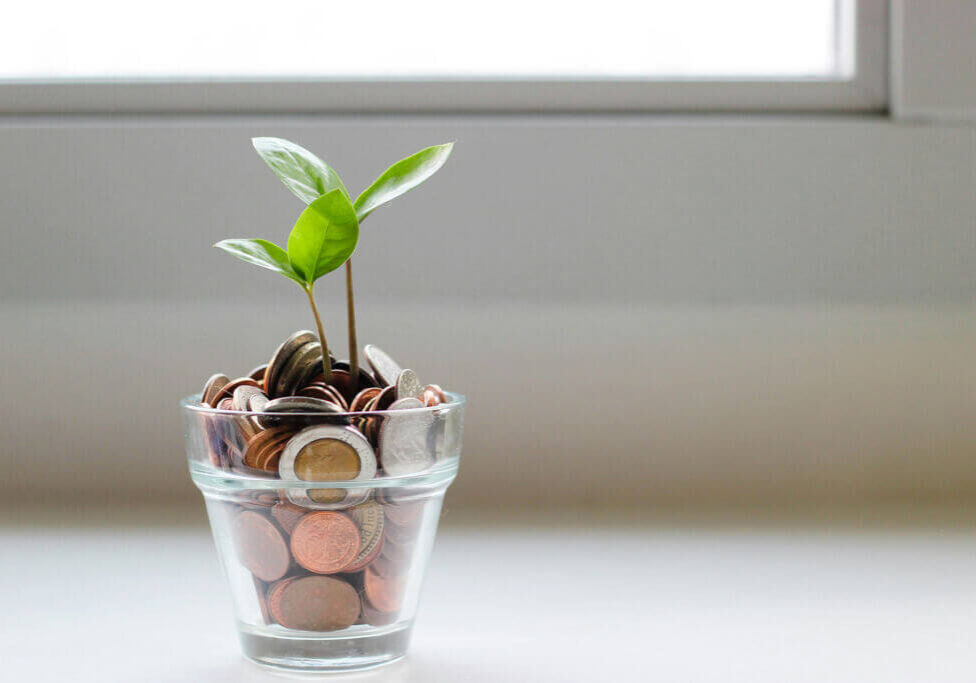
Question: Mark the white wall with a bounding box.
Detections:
[1,116,975,506]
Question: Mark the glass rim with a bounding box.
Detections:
[181,390,465,419]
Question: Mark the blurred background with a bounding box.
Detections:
[2,2,976,679]
[2,0,974,510]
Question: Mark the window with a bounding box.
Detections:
[0,0,886,113]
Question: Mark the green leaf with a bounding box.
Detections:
[287,190,359,282]
[213,238,304,285]
[354,142,454,221]
[252,137,349,204]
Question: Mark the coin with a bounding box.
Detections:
[273,341,324,398]
[349,387,382,413]
[379,398,435,475]
[243,426,295,472]
[383,516,420,545]
[253,576,271,624]
[278,425,377,508]
[422,384,447,406]
[332,361,379,390]
[232,510,291,582]
[343,501,386,572]
[290,512,361,574]
[383,499,424,527]
[270,500,306,535]
[265,330,317,396]
[257,396,344,429]
[212,376,261,405]
[232,384,265,412]
[361,598,399,626]
[248,364,268,383]
[395,369,423,400]
[363,344,402,387]
[202,373,230,407]
[247,392,270,413]
[364,567,404,613]
[269,575,360,632]
[367,551,401,578]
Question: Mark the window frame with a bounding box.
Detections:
[0,0,888,115]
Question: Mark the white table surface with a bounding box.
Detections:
[3,507,976,682]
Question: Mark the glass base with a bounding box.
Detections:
[238,621,412,673]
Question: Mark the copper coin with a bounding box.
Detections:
[232,511,290,582]
[290,512,361,574]
[364,567,404,613]
[265,330,317,396]
[332,361,379,391]
[243,426,294,471]
[270,576,360,632]
[373,385,398,412]
[422,384,447,407]
[266,576,297,623]
[271,501,306,535]
[342,501,386,572]
[327,369,357,404]
[202,373,230,407]
[349,387,382,413]
[368,550,402,578]
[248,363,268,382]
[273,341,324,398]
[360,596,399,626]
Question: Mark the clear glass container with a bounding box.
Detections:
[182,392,464,672]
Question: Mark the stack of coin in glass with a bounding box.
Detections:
[198,331,450,631]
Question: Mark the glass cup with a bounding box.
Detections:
[182,392,464,672]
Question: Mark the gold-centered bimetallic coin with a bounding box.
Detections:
[279,425,376,509]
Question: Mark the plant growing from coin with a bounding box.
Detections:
[234,137,453,389]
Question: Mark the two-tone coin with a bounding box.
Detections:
[379,398,435,475]
[278,425,377,509]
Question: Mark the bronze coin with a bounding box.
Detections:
[271,575,360,632]
[349,387,382,413]
[248,364,268,383]
[290,512,361,574]
[271,501,306,535]
[368,550,402,578]
[373,385,398,411]
[332,361,379,391]
[342,501,386,572]
[243,427,294,471]
[364,567,404,613]
[422,384,447,407]
[232,510,290,582]
[265,330,317,396]
[266,576,297,623]
[201,373,230,407]
[360,596,399,626]
[327,369,357,404]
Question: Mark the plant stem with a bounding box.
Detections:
[303,284,333,383]
[345,259,359,393]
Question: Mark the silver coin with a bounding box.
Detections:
[363,344,402,387]
[279,425,377,510]
[379,397,435,476]
[395,369,423,400]
[247,392,270,412]
[232,384,265,412]
[201,373,229,407]
[265,330,317,396]
[273,341,323,397]
[258,395,343,428]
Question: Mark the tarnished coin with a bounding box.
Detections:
[364,567,404,613]
[290,511,361,574]
[232,510,291,582]
[265,330,317,396]
[273,341,324,398]
[342,501,386,572]
[395,369,423,401]
[379,398,435,476]
[363,344,402,387]
[269,575,360,632]
[257,396,344,429]
[202,373,230,407]
[248,364,268,383]
[278,425,377,508]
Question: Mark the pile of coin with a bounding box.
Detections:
[199,331,450,631]
[230,492,425,630]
